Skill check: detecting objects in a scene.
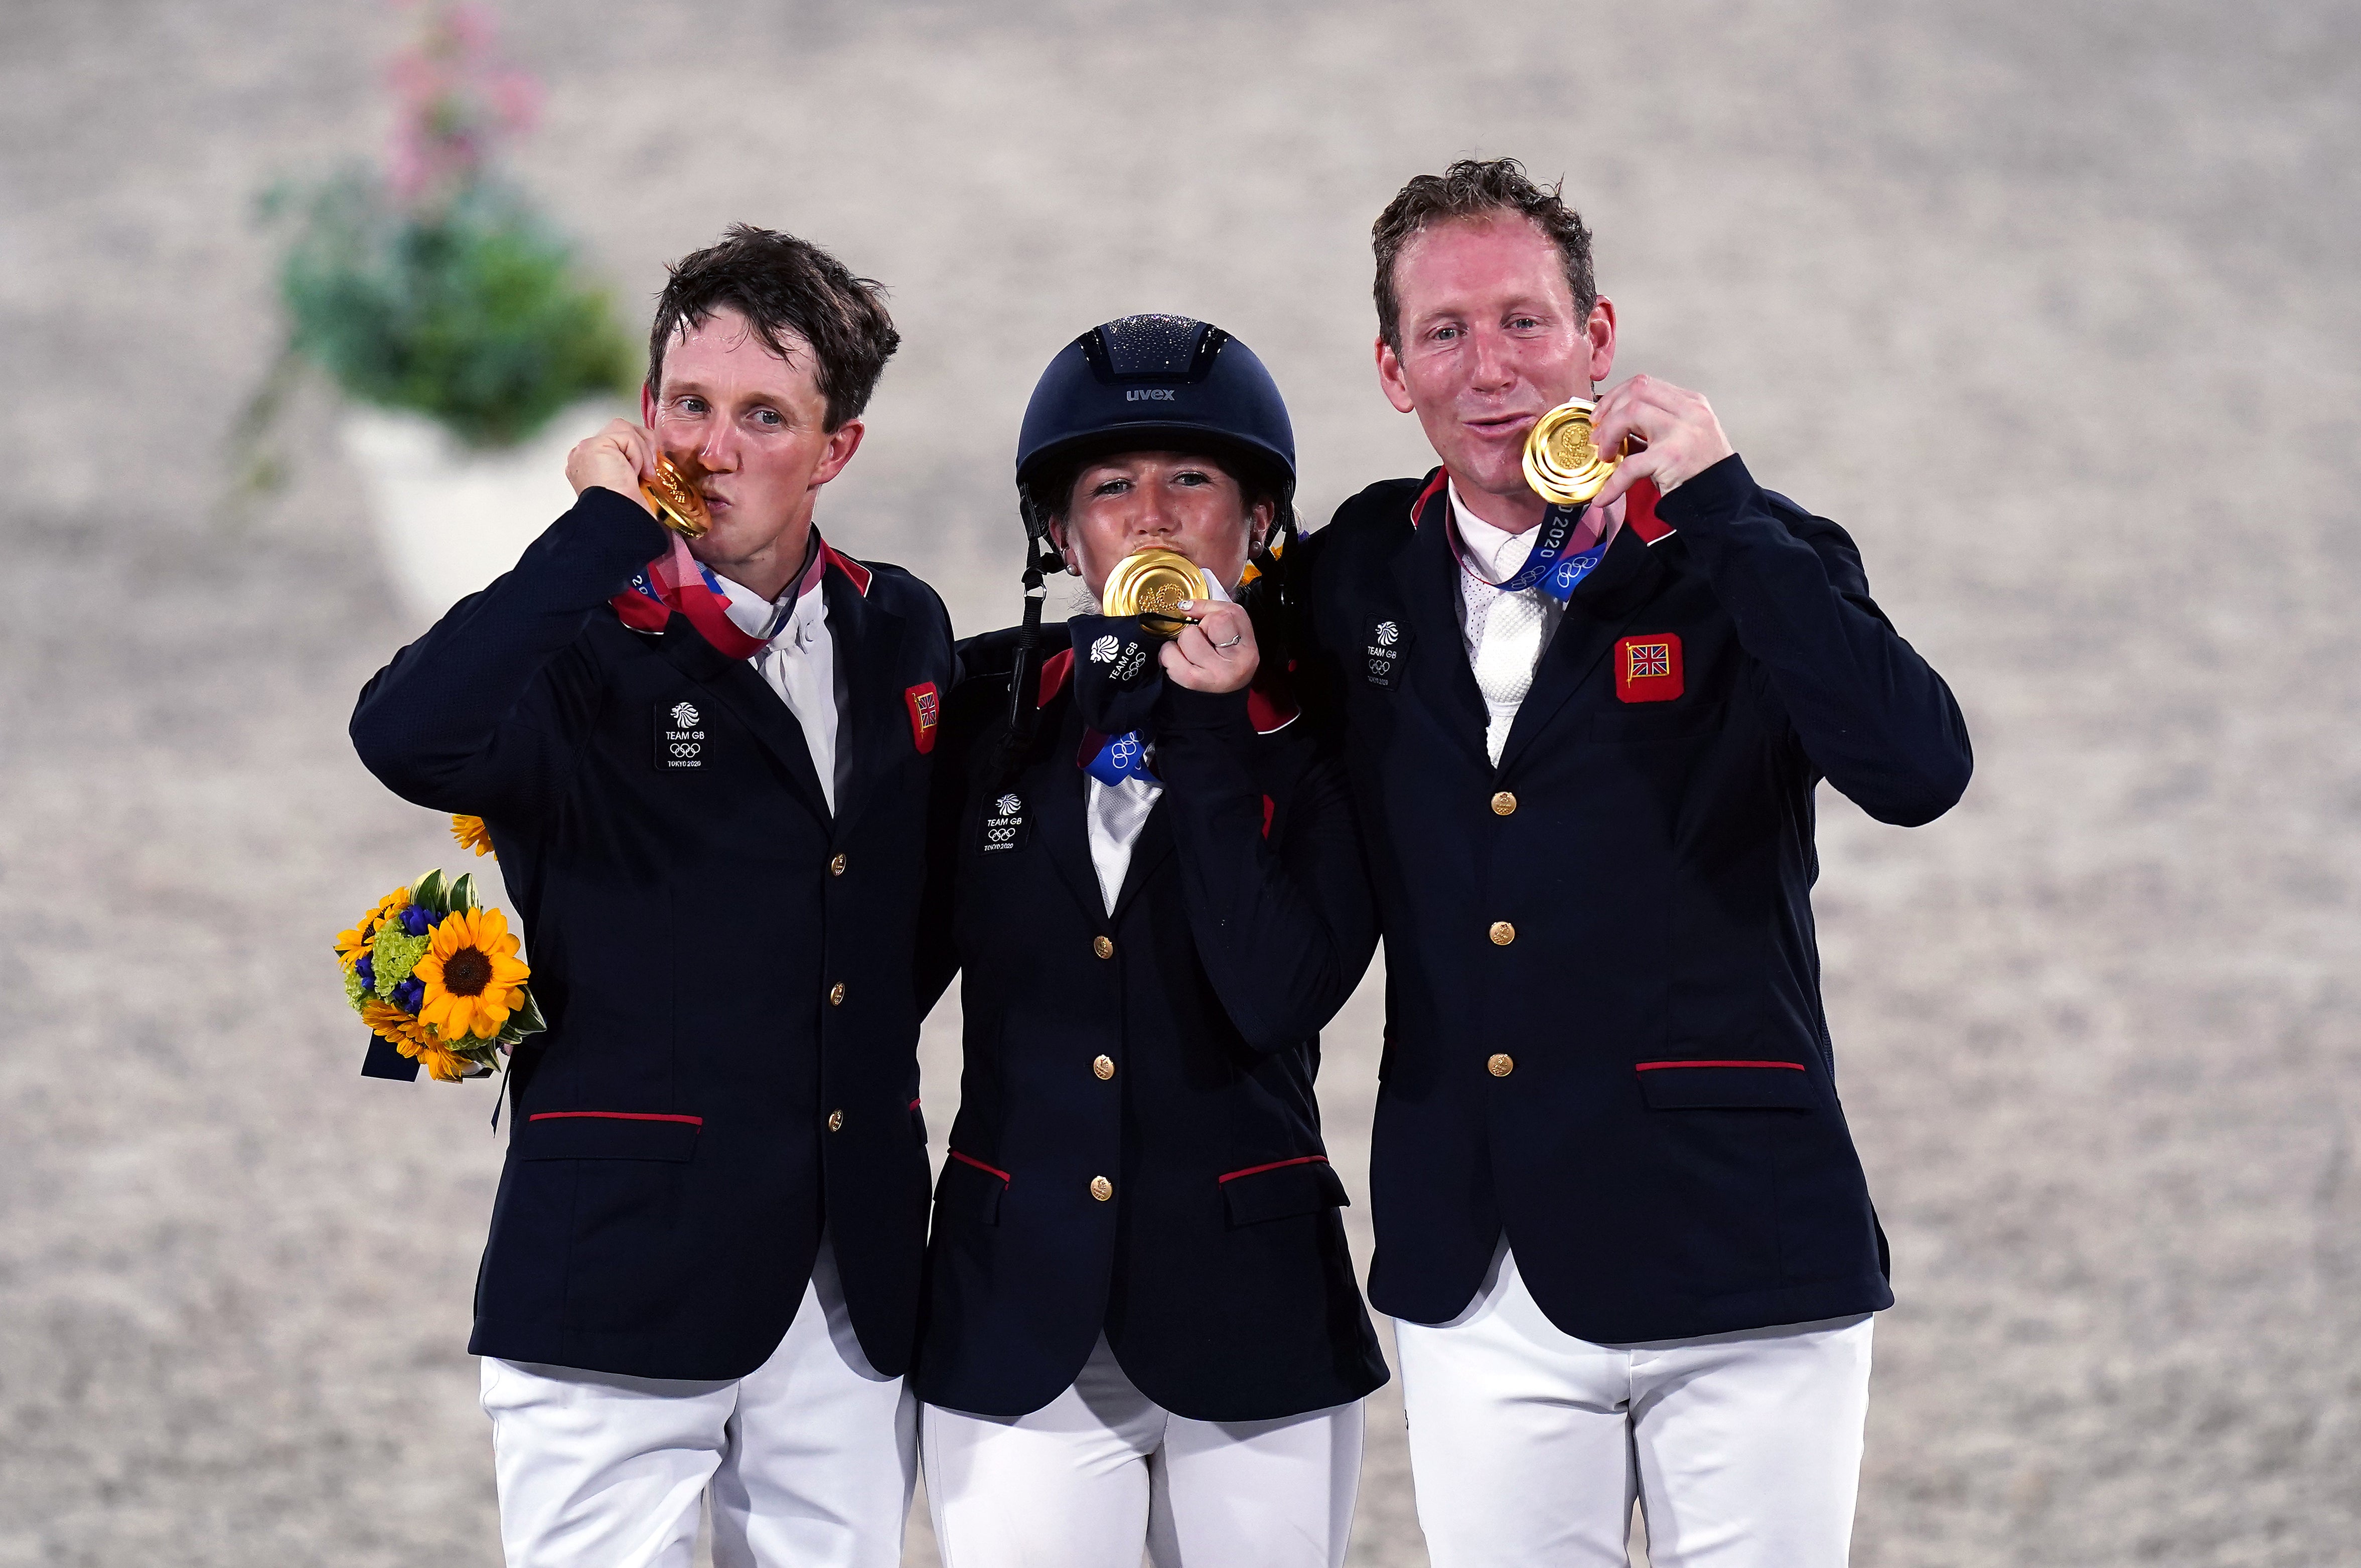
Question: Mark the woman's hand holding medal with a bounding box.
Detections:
[1161,598,1259,694]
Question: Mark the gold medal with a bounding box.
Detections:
[1522,397,1624,506]
[1102,547,1211,640]
[642,454,711,538]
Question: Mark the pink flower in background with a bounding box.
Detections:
[386,1,541,206]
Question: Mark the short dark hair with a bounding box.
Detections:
[647,224,900,431]
[1371,158,1596,354]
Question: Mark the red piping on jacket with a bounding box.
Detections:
[950,1149,1011,1183]
[528,1111,705,1126]
[1634,1060,1806,1073]
[822,541,872,596]
[1409,467,1449,527]
[1038,647,1076,707]
[1218,1154,1330,1183]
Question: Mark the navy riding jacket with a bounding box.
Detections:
[350,486,955,1380]
[1293,455,1972,1343]
[911,624,1390,1422]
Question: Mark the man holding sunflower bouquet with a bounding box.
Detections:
[351,225,954,1568]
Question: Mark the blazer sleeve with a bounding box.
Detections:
[349,487,668,816]
[1152,685,1379,1052]
[1658,455,1974,826]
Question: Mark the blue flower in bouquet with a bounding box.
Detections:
[392,977,426,1014]
[399,904,434,936]
[355,954,377,992]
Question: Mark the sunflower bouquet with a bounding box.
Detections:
[335,865,541,1083]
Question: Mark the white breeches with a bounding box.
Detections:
[1393,1242,1873,1568]
[479,1237,916,1568]
[921,1336,1365,1568]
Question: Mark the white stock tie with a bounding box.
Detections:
[1471,586,1545,765]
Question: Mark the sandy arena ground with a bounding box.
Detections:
[3,2,2357,1563]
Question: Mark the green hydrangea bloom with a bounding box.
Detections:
[371,926,432,998]
[343,963,367,1014]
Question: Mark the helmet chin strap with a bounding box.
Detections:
[997,488,1064,785]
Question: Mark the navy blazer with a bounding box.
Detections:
[911,625,1390,1422]
[350,487,955,1380]
[1294,455,1972,1344]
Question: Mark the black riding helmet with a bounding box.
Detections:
[1014,315,1297,578]
[998,316,1299,758]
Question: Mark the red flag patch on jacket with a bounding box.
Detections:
[1614,634,1684,703]
[905,682,941,753]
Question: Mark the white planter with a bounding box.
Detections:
[340,400,628,624]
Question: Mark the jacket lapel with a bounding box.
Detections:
[1034,699,1114,928]
[1495,521,1668,775]
[1393,488,1491,771]
[822,566,905,839]
[1109,788,1174,923]
[652,615,832,821]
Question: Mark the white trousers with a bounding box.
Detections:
[480,1237,916,1568]
[921,1336,1365,1568]
[1394,1243,1873,1568]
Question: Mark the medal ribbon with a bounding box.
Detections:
[1435,476,1667,601]
[1461,500,1607,602]
[1083,729,1153,786]
[612,531,828,663]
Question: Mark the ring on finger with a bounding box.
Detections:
[1217,632,1244,650]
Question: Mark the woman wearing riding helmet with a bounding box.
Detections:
[910,315,1387,1566]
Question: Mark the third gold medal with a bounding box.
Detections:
[1522,397,1626,506]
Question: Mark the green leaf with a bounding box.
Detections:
[412,869,449,917]
[495,1001,540,1046]
[448,872,476,912]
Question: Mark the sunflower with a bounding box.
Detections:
[365,1000,479,1082]
[336,885,412,969]
[414,906,530,1041]
[360,998,430,1052]
[413,1041,477,1083]
[450,815,495,858]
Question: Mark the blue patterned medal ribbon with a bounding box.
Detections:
[1085,730,1152,786]
[1472,501,1608,602]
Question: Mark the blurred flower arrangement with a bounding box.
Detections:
[337,865,542,1083]
[241,0,633,487]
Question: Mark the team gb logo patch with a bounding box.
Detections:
[1089,634,1121,664]
[670,701,700,727]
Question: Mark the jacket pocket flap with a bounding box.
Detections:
[1589,701,1724,745]
[1221,1157,1348,1227]
[1636,1061,1815,1110]
[517,1112,702,1161]
[940,1151,1005,1225]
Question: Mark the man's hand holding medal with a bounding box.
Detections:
[1582,372,1736,510]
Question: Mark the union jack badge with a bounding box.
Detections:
[1614,634,1684,703]
[904,682,941,753]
